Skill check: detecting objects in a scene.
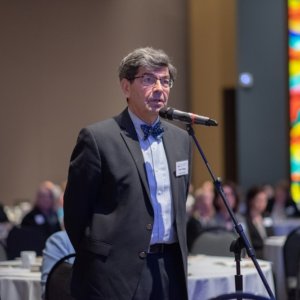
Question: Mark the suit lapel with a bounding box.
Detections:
[115,109,151,203]
[161,123,179,214]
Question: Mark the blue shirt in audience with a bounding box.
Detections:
[40,230,75,299]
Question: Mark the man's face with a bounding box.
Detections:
[121,66,171,124]
[36,187,54,212]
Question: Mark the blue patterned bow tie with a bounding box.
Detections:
[141,122,164,140]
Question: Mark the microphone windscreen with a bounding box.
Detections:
[159,107,173,120]
[159,107,168,118]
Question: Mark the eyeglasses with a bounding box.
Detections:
[133,73,174,88]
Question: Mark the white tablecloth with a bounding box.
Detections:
[263,235,287,300]
[188,255,275,300]
[0,260,41,300]
[0,256,275,300]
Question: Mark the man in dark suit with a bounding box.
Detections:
[64,47,192,300]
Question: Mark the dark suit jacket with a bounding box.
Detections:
[64,108,192,300]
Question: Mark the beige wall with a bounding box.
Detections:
[0,1,237,204]
[0,0,188,204]
[188,0,237,189]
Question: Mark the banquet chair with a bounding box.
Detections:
[45,253,76,300]
[6,225,47,259]
[209,292,272,299]
[283,226,300,300]
[190,227,237,257]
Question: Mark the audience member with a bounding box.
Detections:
[212,180,246,232]
[265,179,300,221]
[186,187,217,251]
[202,180,215,195]
[186,184,195,217]
[40,230,75,299]
[262,183,275,203]
[245,185,272,259]
[0,204,9,224]
[0,203,13,241]
[4,200,32,225]
[21,181,61,239]
[40,181,75,299]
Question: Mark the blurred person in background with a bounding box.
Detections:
[186,184,195,217]
[0,204,9,224]
[201,180,215,195]
[212,180,246,233]
[40,181,75,299]
[262,183,275,203]
[0,203,13,242]
[21,181,61,239]
[186,186,217,252]
[40,230,75,299]
[265,179,300,221]
[245,185,273,259]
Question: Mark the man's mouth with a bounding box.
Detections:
[149,99,165,104]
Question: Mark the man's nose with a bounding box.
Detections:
[153,79,163,90]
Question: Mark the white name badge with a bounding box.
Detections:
[176,160,189,176]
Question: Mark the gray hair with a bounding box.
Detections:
[118,47,177,82]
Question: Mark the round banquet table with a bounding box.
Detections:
[0,255,275,300]
[187,255,275,300]
[0,259,42,300]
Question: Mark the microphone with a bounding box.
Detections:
[159,107,218,126]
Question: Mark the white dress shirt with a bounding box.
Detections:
[128,109,177,245]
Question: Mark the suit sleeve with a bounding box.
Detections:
[64,127,102,251]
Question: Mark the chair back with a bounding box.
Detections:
[45,253,76,300]
[6,225,47,259]
[190,227,237,257]
[209,291,272,299]
[283,226,300,299]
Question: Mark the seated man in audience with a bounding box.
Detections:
[187,187,217,251]
[40,230,75,299]
[21,181,61,239]
[40,181,75,299]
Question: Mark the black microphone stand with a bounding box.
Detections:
[186,124,275,300]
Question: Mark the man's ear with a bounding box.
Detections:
[120,78,131,98]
